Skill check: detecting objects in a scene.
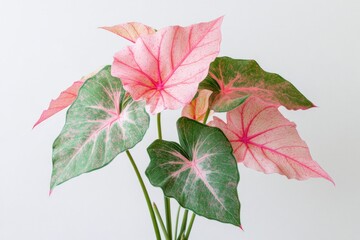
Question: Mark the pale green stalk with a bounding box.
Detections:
[126,150,161,240]
[184,213,196,240]
[157,113,172,239]
[177,210,188,240]
[174,206,181,239]
[153,203,170,240]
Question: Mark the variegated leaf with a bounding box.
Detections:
[200,57,315,112]
[51,66,149,191]
[146,117,241,226]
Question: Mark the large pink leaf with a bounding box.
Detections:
[209,97,334,183]
[100,22,155,43]
[111,17,223,114]
[181,89,213,122]
[33,69,101,128]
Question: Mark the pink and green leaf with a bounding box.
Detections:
[209,97,333,183]
[111,17,223,114]
[200,57,315,112]
[51,66,149,191]
[181,89,213,122]
[100,22,155,43]
[146,117,241,226]
[33,68,102,128]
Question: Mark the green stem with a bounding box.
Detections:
[165,197,172,239]
[153,203,170,240]
[177,210,188,240]
[174,206,181,239]
[203,108,210,125]
[157,113,172,239]
[126,150,161,240]
[184,213,196,240]
[157,113,163,140]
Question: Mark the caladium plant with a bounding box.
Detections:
[35,17,333,239]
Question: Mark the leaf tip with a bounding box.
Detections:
[33,113,47,129]
[327,176,336,186]
[216,15,225,22]
[32,122,39,129]
[98,26,109,31]
[239,225,244,231]
[319,168,335,186]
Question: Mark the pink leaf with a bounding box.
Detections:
[181,89,213,122]
[100,22,155,43]
[33,68,101,128]
[111,17,223,114]
[209,97,334,183]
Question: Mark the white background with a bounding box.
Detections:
[1,0,359,239]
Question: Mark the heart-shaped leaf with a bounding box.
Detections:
[181,89,213,122]
[100,22,155,43]
[200,57,315,112]
[111,17,223,114]
[209,97,333,183]
[51,66,150,191]
[33,68,102,128]
[146,117,241,226]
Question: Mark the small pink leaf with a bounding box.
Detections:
[33,68,101,128]
[209,97,333,183]
[100,22,155,43]
[33,81,83,128]
[111,17,223,114]
[181,89,213,122]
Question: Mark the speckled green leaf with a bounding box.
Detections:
[200,56,315,112]
[146,117,240,226]
[51,66,149,191]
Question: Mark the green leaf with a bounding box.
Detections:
[51,66,150,190]
[146,117,241,226]
[200,56,315,112]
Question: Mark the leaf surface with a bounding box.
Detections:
[146,117,240,226]
[181,89,213,122]
[209,97,333,183]
[200,57,315,112]
[33,68,101,128]
[51,66,149,190]
[111,17,223,114]
[100,22,155,43]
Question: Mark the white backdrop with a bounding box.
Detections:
[1,0,359,239]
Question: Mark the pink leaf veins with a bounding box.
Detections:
[165,141,224,207]
[209,97,334,183]
[111,17,223,114]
